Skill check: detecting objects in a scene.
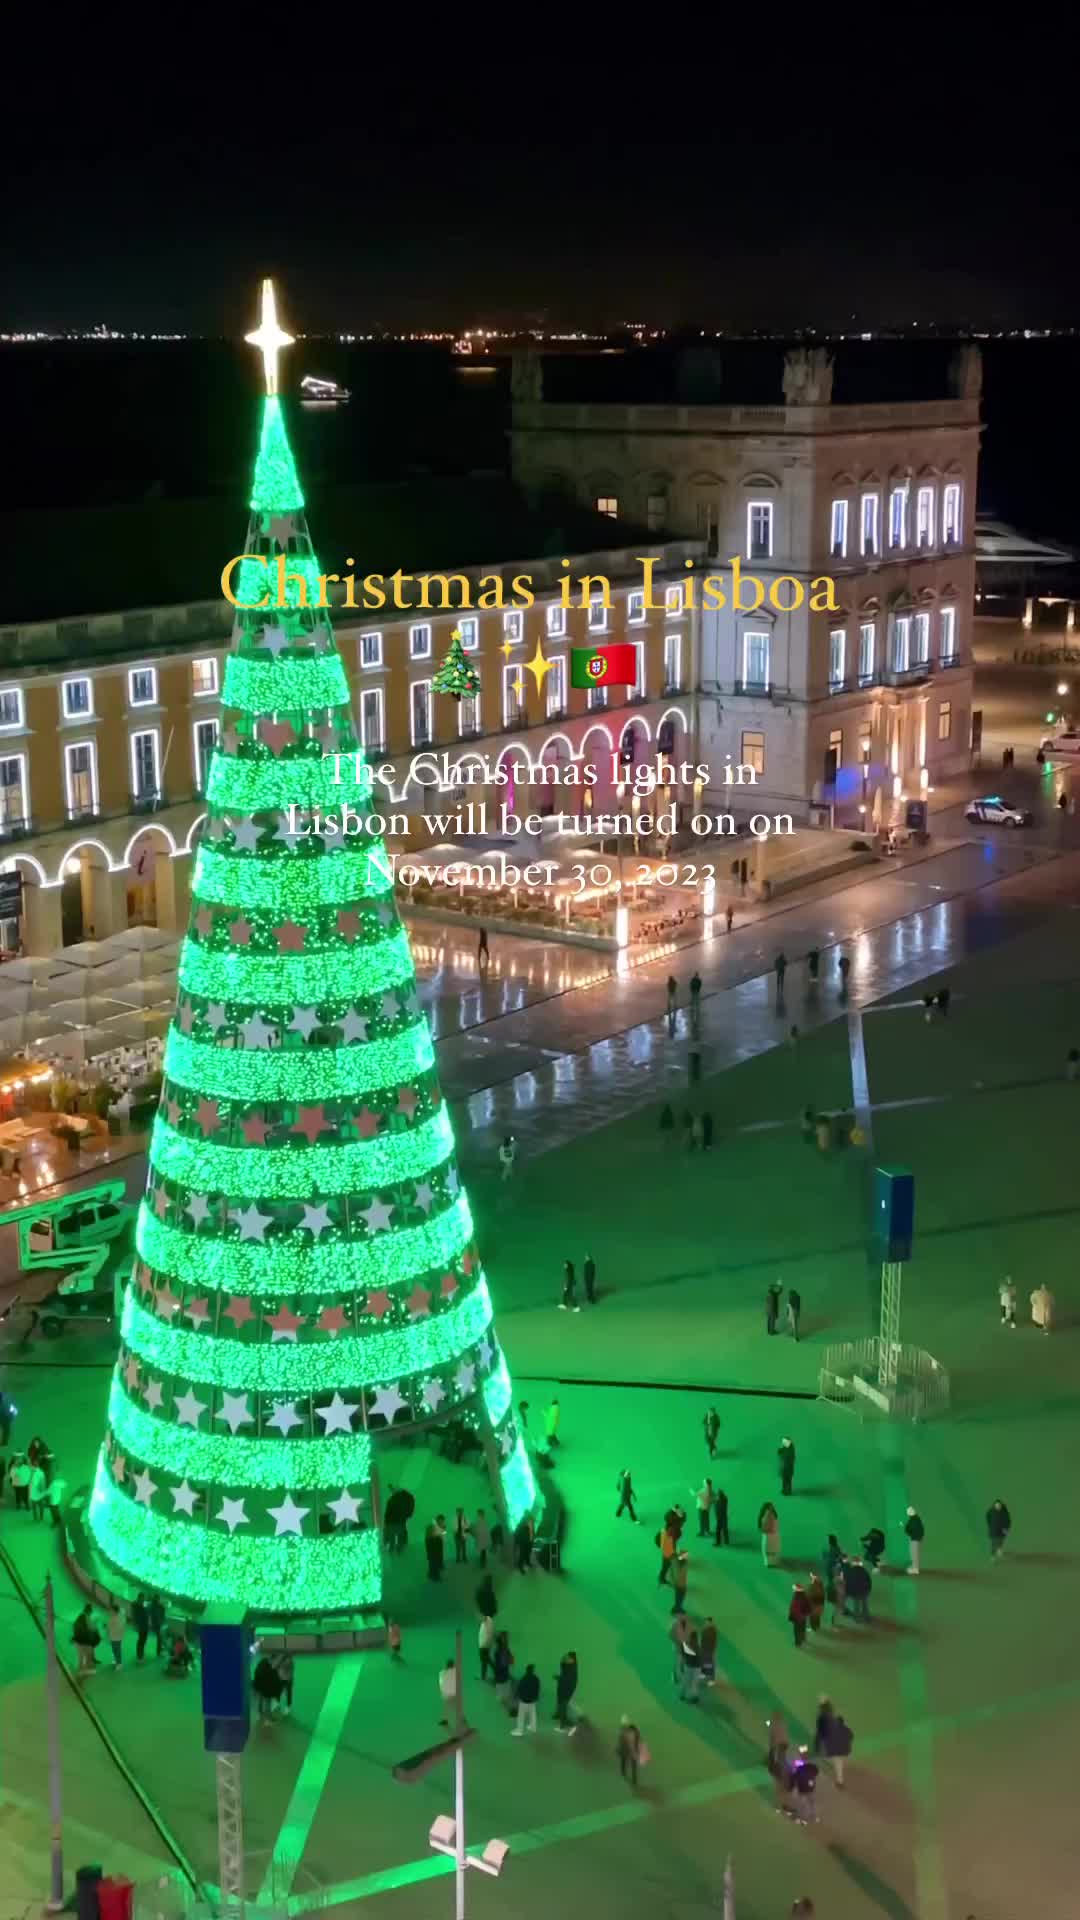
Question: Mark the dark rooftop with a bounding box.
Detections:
[536,339,963,408]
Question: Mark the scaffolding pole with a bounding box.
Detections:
[216,1752,245,1917]
[879,1261,903,1390]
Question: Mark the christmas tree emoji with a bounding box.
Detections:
[433,627,481,700]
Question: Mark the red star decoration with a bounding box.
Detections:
[194,907,214,938]
[135,1262,154,1297]
[336,910,361,942]
[112,1451,127,1483]
[315,724,338,753]
[186,1296,211,1329]
[223,1295,255,1329]
[275,920,307,953]
[462,1250,476,1277]
[261,718,296,757]
[363,1289,392,1319]
[292,1104,330,1144]
[152,1186,169,1219]
[154,1283,180,1319]
[396,1087,418,1118]
[241,1112,270,1145]
[266,1302,305,1341]
[194,1097,221,1137]
[229,916,253,948]
[440,1271,459,1300]
[431,1089,442,1108]
[317,1303,350,1336]
[352,1107,380,1139]
[406,1284,432,1319]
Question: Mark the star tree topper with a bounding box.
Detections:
[245,278,295,395]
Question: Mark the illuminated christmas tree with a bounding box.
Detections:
[433,628,481,700]
[88,282,535,1615]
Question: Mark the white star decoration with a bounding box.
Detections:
[123,1354,141,1391]
[316,1393,357,1435]
[289,1006,320,1039]
[231,1202,273,1242]
[266,1400,304,1436]
[275,811,305,851]
[258,625,289,657]
[446,1169,460,1199]
[241,1013,276,1050]
[369,1382,408,1423]
[361,1198,394,1234]
[379,993,399,1021]
[132,1468,158,1507]
[217,1496,249,1534]
[174,1387,207,1428]
[144,1378,164,1411]
[340,1009,369,1044]
[229,814,263,852]
[327,1489,364,1527]
[205,1001,228,1033]
[268,1493,310,1536]
[413,1181,434,1213]
[171,1479,199,1516]
[454,1361,476,1398]
[499,1426,515,1458]
[300,1201,333,1237]
[421,1378,447,1412]
[476,1337,494,1373]
[217,1392,253,1434]
[187,1192,211,1228]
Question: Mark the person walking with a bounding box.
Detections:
[831,1559,847,1626]
[846,1557,872,1622]
[498,1134,517,1182]
[45,1471,66,1529]
[583,1253,597,1305]
[1030,1283,1055,1334]
[666,975,678,1035]
[514,1513,535,1573]
[813,1697,836,1762]
[657,1520,677,1585]
[425,1515,447,1582]
[838,952,851,997]
[671,1551,690,1614]
[148,1593,166,1658]
[511,1663,540,1736]
[679,1628,702,1703]
[786,1288,802,1342]
[778,1436,796,1497]
[29,1460,48,1521]
[695,1477,714,1536]
[689,972,703,1037]
[105,1603,125,1669]
[701,1110,714,1150]
[766,1280,783,1335]
[999,1276,1018,1328]
[807,948,820,983]
[713,1486,730,1547]
[791,1748,820,1824]
[478,1612,496,1682]
[775,952,788,1009]
[544,1398,561,1450]
[554,1652,579,1733]
[10,1454,30,1510]
[616,1715,643,1786]
[132,1593,150,1663]
[388,1620,403,1660]
[659,1102,675,1147]
[987,1499,1011,1559]
[72,1607,100,1675]
[669,1609,690,1685]
[700,1616,718,1686]
[759,1501,781,1567]
[823,1533,845,1586]
[904,1505,925,1575]
[826,1712,853,1787]
[767,1708,790,1781]
[472,1508,491,1567]
[453,1507,469,1565]
[615,1467,638,1522]
[559,1261,579,1312]
[725,903,735,933]
[438,1657,459,1726]
[704,1405,721,1457]
[477,925,489,974]
[807,1570,826,1633]
[270,1650,295,1714]
[493,1631,514,1709]
[476,1571,498,1619]
[860,1525,886,1570]
[788,1582,811,1648]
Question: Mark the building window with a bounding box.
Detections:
[940,605,958,662]
[828,629,846,691]
[646,492,667,532]
[632,642,647,700]
[409,623,432,661]
[828,726,843,768]
[860,493,880,558]
[0,688,24,731]
[663,631,683,691]
[859,724,872,764]
[742,630,770,690]
[888,485,908,551]
[502,664,526,727]
[916,485,936,550]
[595,495,618,518]
[457,617,479,652]
[503,610,524,645]
[546,603,566,638]
[747,501,773,561]
[858,622,875,685]
[359,631,383,669]
[830,499,849,559]
[938,700,952,741]
[193,717,219,793]
[892,615,911,673]
[942,482,962,545]
[665,584,685,618]
[359,687,384,753]
[546,654,566,717]
[459,691,481,736]
[741,729,765,776]
[64,739,98,818]
[62,677,93,720]
[410,679,432,746]
[913,611,931,665]
[587,594,608,633]
[128,667,157,707]
[627,590,646,625]
[192,657,219,698]
[0,754,28,831]
[130,728,161,802]
[587,683,608,711]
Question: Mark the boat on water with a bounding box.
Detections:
[300,374,351,406]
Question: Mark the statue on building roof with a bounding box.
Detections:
[783,347,834,406]
[949,344,983,402]
[510,350,544,406]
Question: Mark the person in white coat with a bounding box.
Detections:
[1030,1284,1055,1333]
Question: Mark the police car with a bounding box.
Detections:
[964,795,1033,828]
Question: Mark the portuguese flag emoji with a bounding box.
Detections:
[570,642,637,689]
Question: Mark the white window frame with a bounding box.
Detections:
[127,666,158,708]
[192,656,219,699]
[587,594,608,633]
[664,584,685,618]
[595,495,618,519]
[0,751,28,828]
[410,677,433,747]
[358,631,383,670]
[860,493,880,557]
[62,676,94,721]
[546,654,566,717]
[742,629,770,690]
[632,641,646,700]
[746,500,773,561]
[503,610,524,646]
[458,689,481,736]
[940,605,958,662]
[741,729,765,777]
[828,727,843,769]
[0,687,25,732]
[64,738,99,816]
[913,611,931,665]
[502,663,525,726]
[130,726,161,802]
[828,629,846,690]
[646,492,666,532]
[192,717,219,793]
[888,485,908,551]
[938,701,952,741]
[359,685,385,752]
[916,485,936,550]
[858,621,875,684]
[830,499,849,559]
[546,603,567,639]
[409,623,432,661]
[627,590,646,625]
[587,682,609,711]
[892,615,912,673]
[942,482,962,545]
[663,630,683,691]
[457,617,479,652]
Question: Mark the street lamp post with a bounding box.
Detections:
[43,1576,64,1913]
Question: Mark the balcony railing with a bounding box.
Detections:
[662,680,685,696]
[0,813,32,840]
[66,804,101,824]
[129,790,164,814]
[883,664,931,688]
[733,678,771,697]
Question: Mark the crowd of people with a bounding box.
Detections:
[0,1433,66,1525]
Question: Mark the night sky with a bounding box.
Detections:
[6,47,1078,337]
